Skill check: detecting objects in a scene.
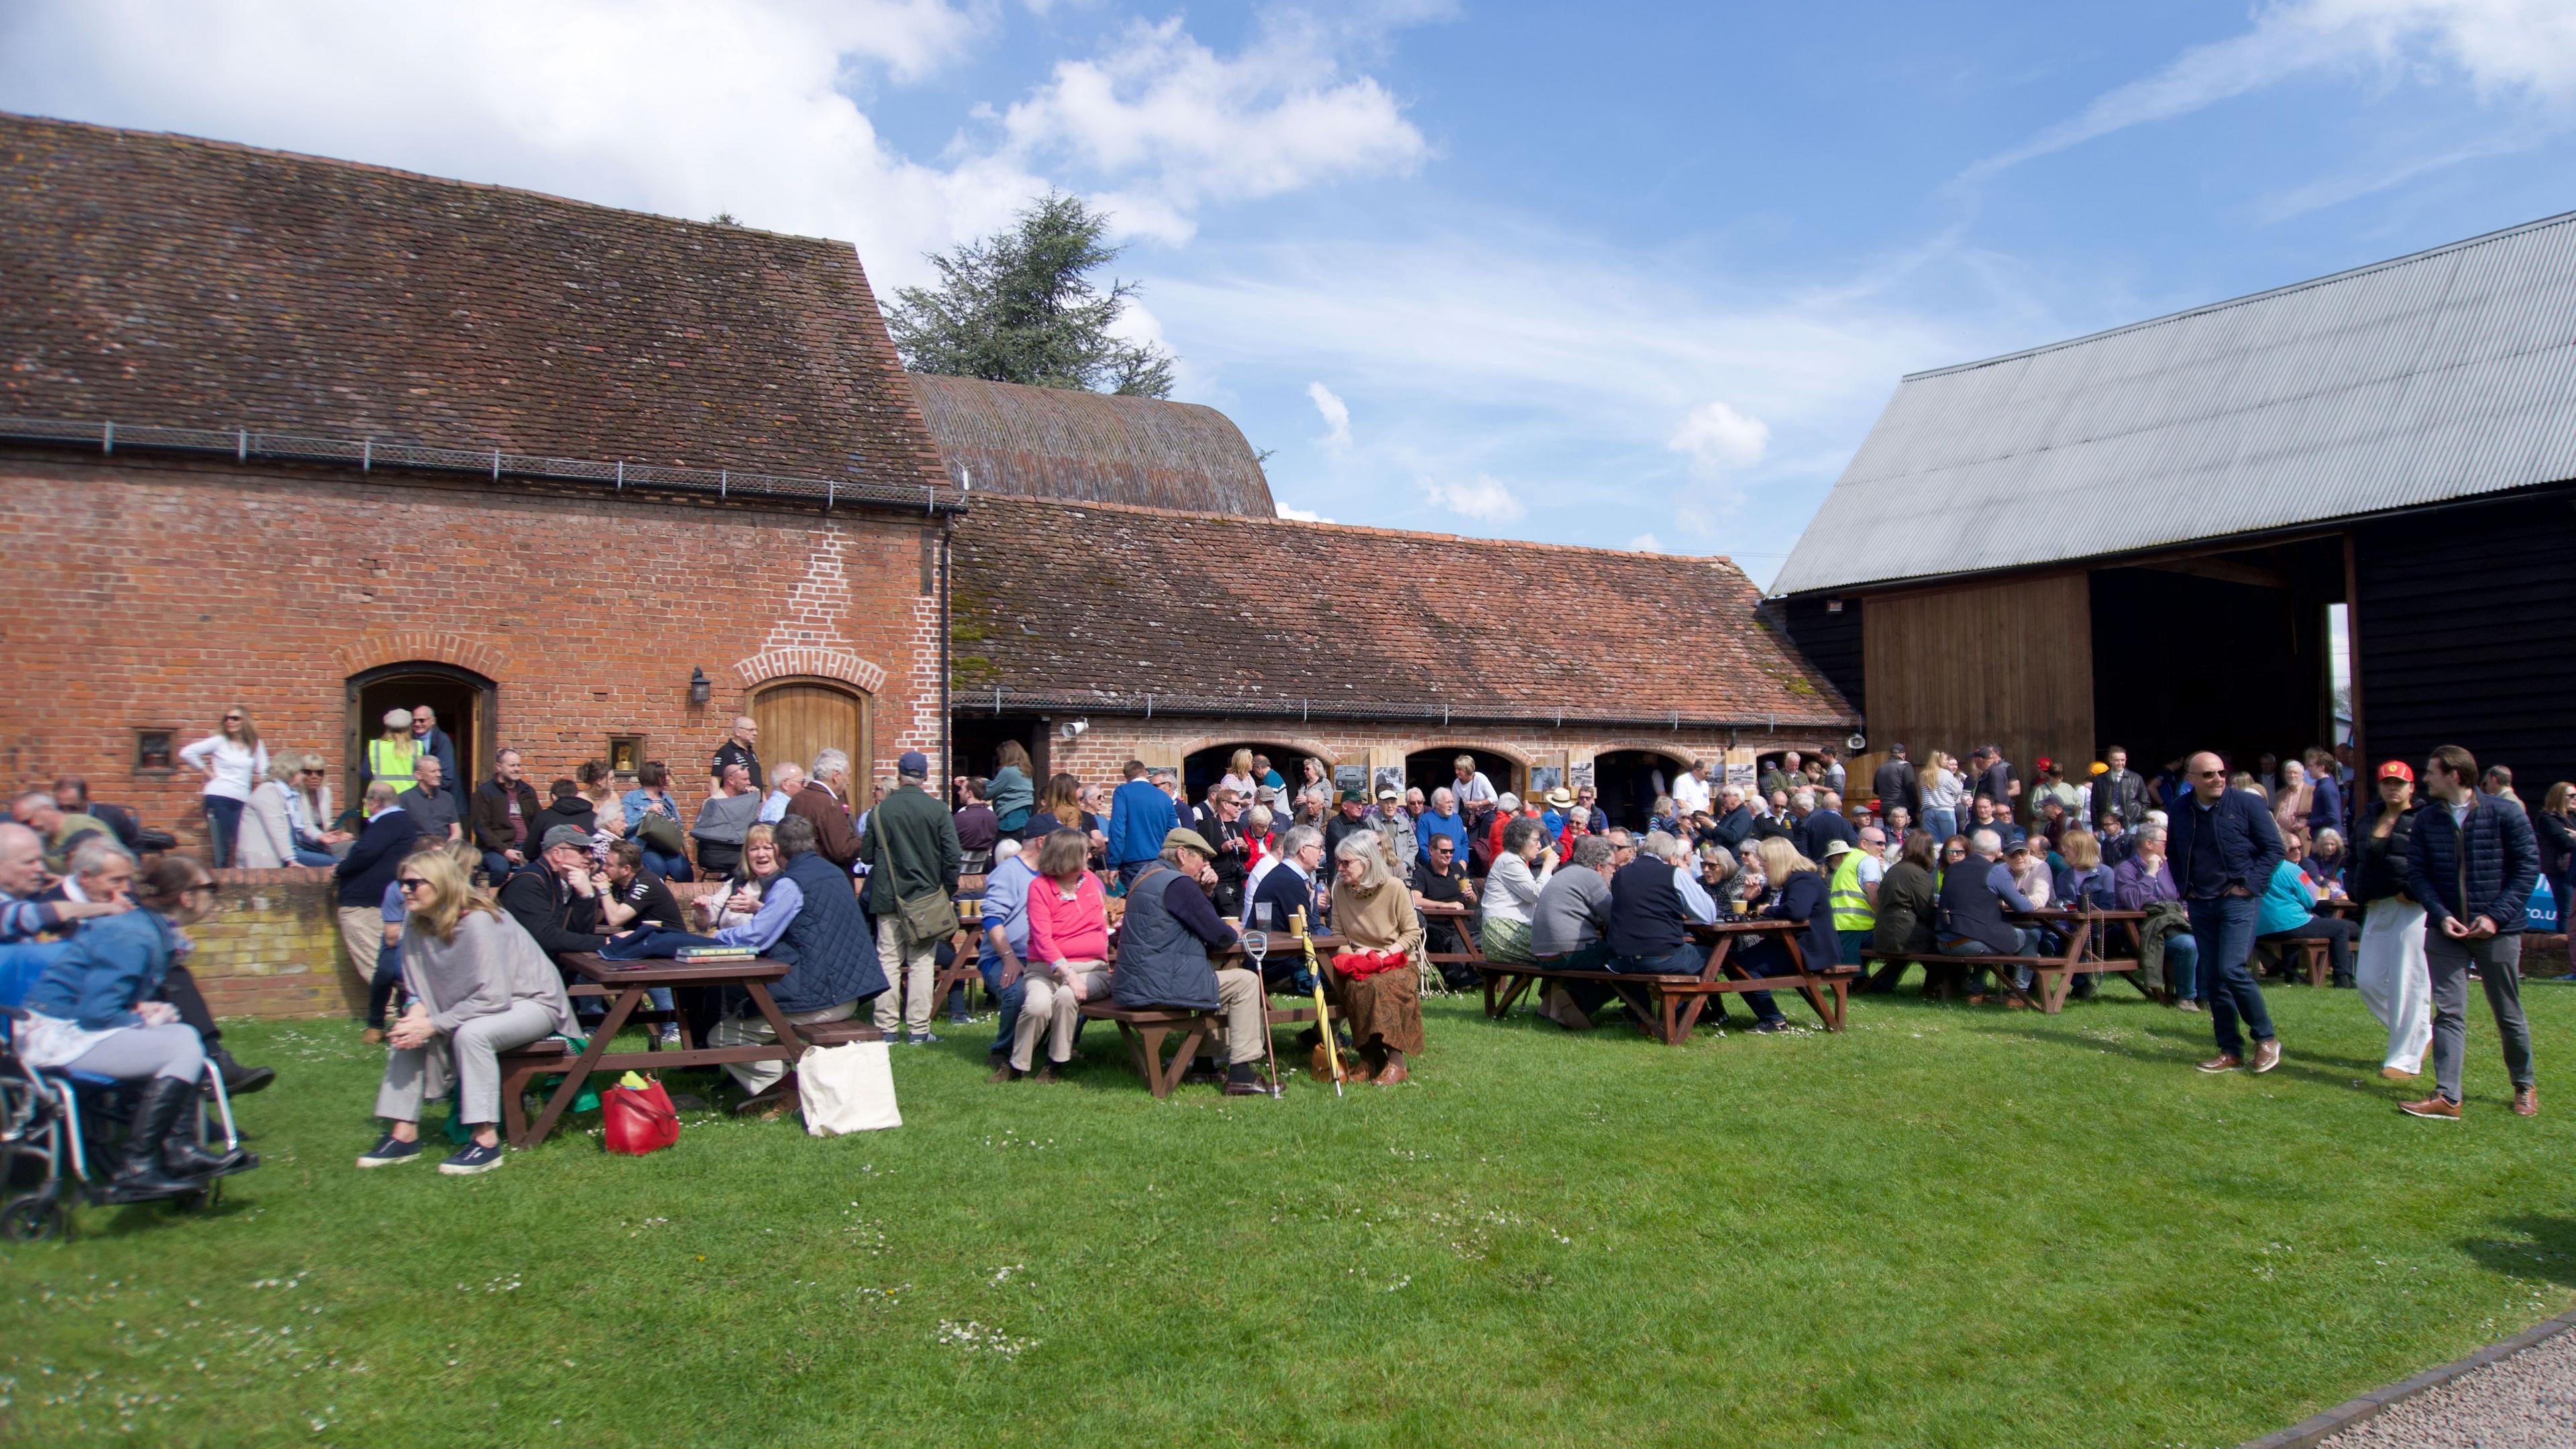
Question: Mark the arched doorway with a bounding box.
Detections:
[1405,747,1520,802]
[345,662,495,816]
[752,680,871,790]
[1181,741,1322,808]
[1593,749,1688,829]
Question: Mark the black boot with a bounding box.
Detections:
[104,1078,210,1203]
[162,1102,258,1179]
[211,1049,276,1096]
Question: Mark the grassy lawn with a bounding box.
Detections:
[7,979,2575,1447]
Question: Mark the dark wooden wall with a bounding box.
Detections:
[1778,594,1864,712]
[2355,488,2576,794]
[1860,572,2095,796]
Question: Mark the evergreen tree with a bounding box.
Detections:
[887,193,1177,398]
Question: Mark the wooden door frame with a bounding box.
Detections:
[748,676,873,781]
[344,661,498,808]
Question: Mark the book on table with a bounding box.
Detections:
[674,946,758,961]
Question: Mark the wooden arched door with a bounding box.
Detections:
[751,680,871,786]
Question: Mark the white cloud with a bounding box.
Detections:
[1421,473,1525,523]
[0,0,1432,288]
[1276,502,1336,523]
[1627,532,1664,552]
[1667,400,1770,478]
[996,14,1431,244]
[1964,0,2576,184]
[1305,382,1352,448]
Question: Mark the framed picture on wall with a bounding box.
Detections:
[1568,761,1596,790]
[608,736,643,776]
[1333,763,1366,798]
[1372,765,1406,799]
[1528,765,1564,795]
[133,729,174,772]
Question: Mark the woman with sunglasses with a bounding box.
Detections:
[2352,761,2432,1080]
[178,706,268,868]
[241,755,340,868]
[358,847,575,1175]
[17,855,257,1200]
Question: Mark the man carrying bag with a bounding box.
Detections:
[861,751,963,1046]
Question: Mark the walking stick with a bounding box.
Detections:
[1292,910,1343,1097]
[1242,930,1283,1096]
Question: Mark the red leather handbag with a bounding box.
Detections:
[601,1075,680,1155]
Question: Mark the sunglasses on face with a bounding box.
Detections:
[397,877,433,892]
[223,715,244,723]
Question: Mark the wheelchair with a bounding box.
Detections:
[1,1007,251,1242]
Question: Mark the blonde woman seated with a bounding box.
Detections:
[356,849,574,1175]
[998,829,1110,1083]
[692,824,779,933]
[1330,832,1426,1085]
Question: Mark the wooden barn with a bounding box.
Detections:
[1773,209,2576,793]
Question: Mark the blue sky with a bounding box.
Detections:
[7,1,2575,583]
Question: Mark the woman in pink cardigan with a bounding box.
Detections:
[1000,829,1112,1082]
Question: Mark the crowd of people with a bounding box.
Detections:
[3,724,2557,1203]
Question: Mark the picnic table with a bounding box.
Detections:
[501,953,879,1146]
[1475,918,1847,1044]
[1861,906,2148,1014]
[1075,930,1344,1097]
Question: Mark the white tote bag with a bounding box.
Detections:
[798,1040,903,1136]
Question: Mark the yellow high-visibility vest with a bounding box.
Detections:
[1828,850,1875,932]
[368,736,419,790]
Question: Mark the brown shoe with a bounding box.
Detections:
[361,1028,386,1046]
[1374,1053,1409,1086]
[2380,1066,2419,1082]
[1032,1065,1059,1085]
[2513,1086,2538,1118]
[2250,1039,2282,1074]
[2194,1053,2242,1073]
[2399,1095,2461,1120]
[985,1065,1018,1084]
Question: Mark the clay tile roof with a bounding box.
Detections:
[0,112,946,491]
[908,374,1274,515]
[951,494,1855,728]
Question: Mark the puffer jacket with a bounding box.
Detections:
[2406,793,2540,932]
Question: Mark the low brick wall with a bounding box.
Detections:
[195,867,364,1019]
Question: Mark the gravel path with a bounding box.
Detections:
[2322,1326,2576,1447]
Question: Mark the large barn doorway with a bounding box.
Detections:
[1405,747,1520,802]
[346,663,493,816]
[1181,742,1321,808]
[753,680,872,789]
[2090,538,2342,781]
[1592,749,1685,829]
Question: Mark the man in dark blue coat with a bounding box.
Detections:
[2167,751,2286,1075]
[2399,745,2540,1120]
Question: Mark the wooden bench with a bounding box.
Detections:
[1474,920,1854,1043]
[1076,1001,1216,1099]
[497,1038,575,1148]
[2257,937,2332,986]
[1866,907,2143,1014]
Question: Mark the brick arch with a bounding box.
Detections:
[1169,731,1341,765]
[1382,738,1534,769]
[1591,741,1698,768]
[732,647,887,694]
[331,631,507,681]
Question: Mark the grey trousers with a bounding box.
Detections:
[2426,930,2534,1104]
[375,1000,559,1126]
[61,1022,207,1082]
[712,998,857,1096]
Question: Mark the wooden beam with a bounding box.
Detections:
[2137,556,2289,589]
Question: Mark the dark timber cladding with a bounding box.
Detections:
[1859,574,2091,788]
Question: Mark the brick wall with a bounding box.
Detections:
[0,453,945,851]
[191,867,358,1018]
[1039,717,1825,795]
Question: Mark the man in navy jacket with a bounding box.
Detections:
[2167,751,2286,1075]
[1104,760,1177,888]
[2400,745,2540,1119]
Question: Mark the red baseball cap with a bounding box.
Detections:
[2035,756,2055,771]
[2377,760,2414,782]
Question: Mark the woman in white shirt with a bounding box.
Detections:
[1918,753,1964,845]
[177,706,268,868]
[1216,747,1260,802]
[1477,817,1558,965]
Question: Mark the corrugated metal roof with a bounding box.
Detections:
[1774,209,2576,596]
[907,373,1275,516]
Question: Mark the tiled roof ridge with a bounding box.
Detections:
[1,109,848,250]
[977,491,1743,571]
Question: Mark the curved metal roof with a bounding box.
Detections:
[1776,208,2576,596]
[908,373,1275,516]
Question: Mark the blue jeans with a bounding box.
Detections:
[1940,928,2038,991]
[1922,808,1957,844]
[2161,930,2201,1001]
[639,847,694,883]
[2186,894,2273,1055]
[1720,941,1798,1024]
[291,845,339,868]
[980,958,1028,1057]
[202,795,245,867]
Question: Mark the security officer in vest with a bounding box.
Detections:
[1824,830,1884,968]
[366,708,421,793]
[1112,828,1269,1095]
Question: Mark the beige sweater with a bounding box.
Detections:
[401,909,576,1038]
